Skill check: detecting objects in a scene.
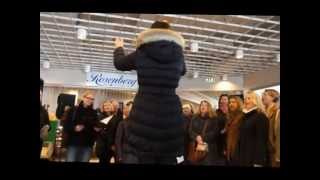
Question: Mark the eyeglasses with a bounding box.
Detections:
[85,96,95,101]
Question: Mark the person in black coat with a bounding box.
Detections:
[63,91,98,162]
[115,101,133,163]
[113,20,186,164]
[182,103,194,164]
[189,100,223,165]
[233,91,269,167]
[94,100,122,164]
[216,94,229,162]
[40,78,51,156]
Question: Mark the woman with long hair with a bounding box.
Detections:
[94,100,122,164]
[189,100,223,165]
[225,96,244,165]
[234,91,269,167]
[262,89,280,167]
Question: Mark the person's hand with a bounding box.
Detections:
[114,37,124,48]
[75,125,85,132]
[196,135,203,144]
[94,127,102,132]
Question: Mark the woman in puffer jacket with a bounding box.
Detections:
[113,20,186,164]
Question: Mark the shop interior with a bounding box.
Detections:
[40,13,280,163]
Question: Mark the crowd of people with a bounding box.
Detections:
[40,83,280,167]
[182,91,280,167]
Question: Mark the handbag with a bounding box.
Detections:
[187,118,209,163]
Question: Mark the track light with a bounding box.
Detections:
[235,49,244,59]
[43,60,50,69]
[84,64,91,73]
[206,77,215,83]
[190,41,199,53]
[77,27,87,40]
[193,71,199,78]
[222,74,228,81]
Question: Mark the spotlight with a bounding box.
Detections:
[190,41,199,53]
[193,71,199,78]
[235,49,244,59]
[77,27,87,40]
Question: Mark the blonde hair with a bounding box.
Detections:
[196,100,216,118]
[182,103,194,114]
[82,90,94,100]
[244,90,264,111]
[264,89,280,103]
[101,100,115,114]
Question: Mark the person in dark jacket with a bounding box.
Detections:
[113,20,186,164]
[63,91,98,162]
[189,100,223,166]
[111,99,123,121]
[225,96,244,165]
[182,103,194,164]
[233,91,269,167]
[115,101,133,163]
[40,78,50,156]
[94,100,122,164]
[216,94,229,162]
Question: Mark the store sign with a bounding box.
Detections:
[86,72,138,89]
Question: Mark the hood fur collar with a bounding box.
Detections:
[136,28,185,48]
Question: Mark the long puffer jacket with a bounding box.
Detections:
[113,28,186,162]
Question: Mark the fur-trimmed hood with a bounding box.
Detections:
[136,28,185,48]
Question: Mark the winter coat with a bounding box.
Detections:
[115,119,129,162]
[233,108,269,167]
[182,114,193,160]
[113,28,186,160]
[225,111,243,161]
[95,112,122,157]
[189,115,222,165]
[216,109,228,159]
[265,104,280,167]
[63,101,98,147]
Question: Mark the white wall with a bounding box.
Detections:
[243,64,280,90]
